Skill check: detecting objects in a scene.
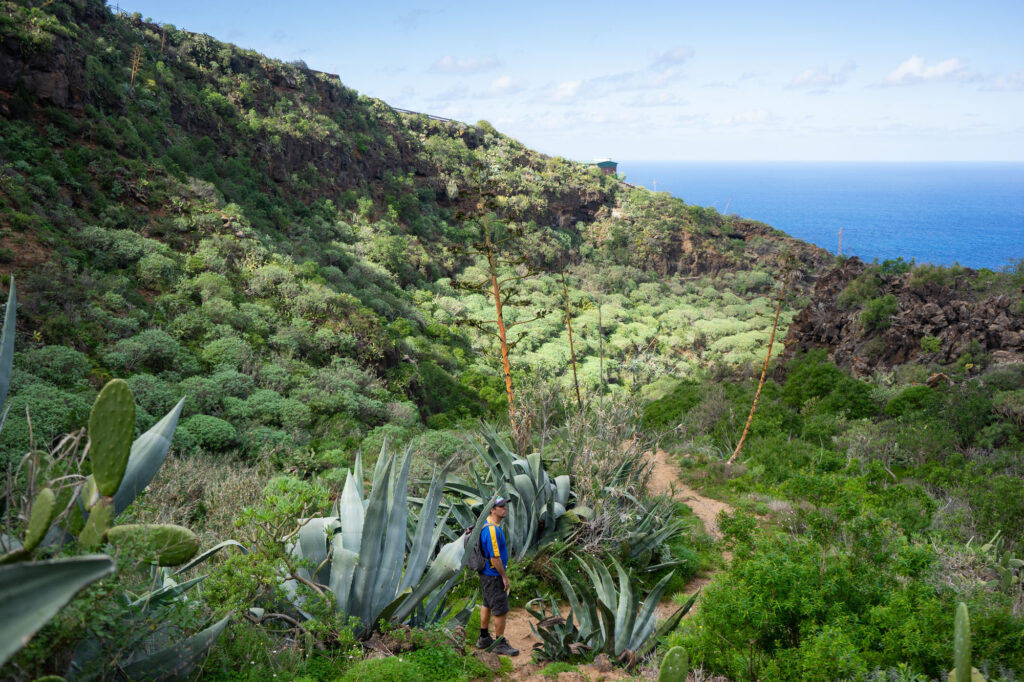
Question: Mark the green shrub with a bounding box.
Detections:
[103,328,198,375]
[181,414,238,451]
[860,295,898,333]
[127,373,178,416]
[239,425,299,458]
[178,375,226,417]
[337,656,419,682]
[643,381,703,430]
[200,336,253,370]
[837,271,882,309]
[885,385,941,418]
[0,383,91,462]
[919,335,941,353]
[16,345,92,388]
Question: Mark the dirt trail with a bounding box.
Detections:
[493,449,733,680]
[646,449,732,540]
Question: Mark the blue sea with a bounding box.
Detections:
[618,162,1024,271]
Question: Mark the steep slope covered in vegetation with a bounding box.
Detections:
[0,0,829,466]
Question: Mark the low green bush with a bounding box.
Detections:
[181,414,238,451]
[16,345,92,388]
[860,294,898,332]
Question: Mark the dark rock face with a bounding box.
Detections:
[782,258,1024,375]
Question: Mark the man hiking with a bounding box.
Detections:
[476,496,519,656]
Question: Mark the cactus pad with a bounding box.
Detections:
[658,645,688,682]
[79,498,114,549]
[88,379,135,497]
[106,524,200,566]
[23,487,57,553]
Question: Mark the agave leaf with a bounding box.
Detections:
[596,599,617,656]
[399,462,450,593]
[554,475,570,508]
[372,437,389,486]
[450,590,478,627]
[293,517,338,585]
[112,397,185,517]
[628,570,676,651]
[377,451,412,608]
[0,277,15,409]
[610,557,637,656]
[0,404,10,438]
[629,519,684,558]
[129,575,206,609]
[0,555,115,667]
[554,564,598,641]
[329,537,358,617]
[173,539,247,575]
[338,471,364,554]
[353,449,365,499]
[351,453,393,628]
[635,589,699,659]
[390,538,464,624]
[527,452,542,487]
[119,613,230,682]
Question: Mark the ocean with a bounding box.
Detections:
[617,162,1024,271]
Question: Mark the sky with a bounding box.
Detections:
[116,1,1024,162]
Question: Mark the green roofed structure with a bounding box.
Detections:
[594,158,618,175]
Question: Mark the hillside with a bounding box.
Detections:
[0,0,830,466]
[4,3,1024,682]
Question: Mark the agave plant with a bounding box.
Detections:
[553,554,698,667]
[526,596,598,663]
[284,445,489,638]
[443,424,592,558]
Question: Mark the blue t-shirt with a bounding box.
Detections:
[481,522,508,577]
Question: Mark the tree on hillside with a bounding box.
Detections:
[453,200,551,451]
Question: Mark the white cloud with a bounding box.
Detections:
[987,69,1024,91]
[883,55,973,85]
[630,92,687,107]
[547,79,584,103]
[709,109,774,126]
[488,75,524,96]
[430,55,499,74]
[787,61,856,93]
[650,46,695,69]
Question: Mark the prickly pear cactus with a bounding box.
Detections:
[78,499,114,549]
[658,645,688,682]
[106,524,200,566]
[88,379,135,497]
[954,602,970,682]
[23,487,56,553]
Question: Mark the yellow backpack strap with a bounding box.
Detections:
[485,523,501,557]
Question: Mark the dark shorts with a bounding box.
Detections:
[480,573,509,616]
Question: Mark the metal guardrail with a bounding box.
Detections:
[390,107,455,123]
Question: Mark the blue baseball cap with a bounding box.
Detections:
[493,496,507,507]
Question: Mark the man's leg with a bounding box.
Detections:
[476,605,494,648]
[480,605,492,632]
[492,613,506,638]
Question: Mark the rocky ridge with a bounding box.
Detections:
[782,257,1024,376]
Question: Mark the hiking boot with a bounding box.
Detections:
[475,632,494,649]
[490,637,519,657]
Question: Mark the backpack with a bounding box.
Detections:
[464,525,490,573]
